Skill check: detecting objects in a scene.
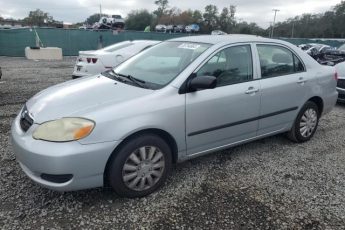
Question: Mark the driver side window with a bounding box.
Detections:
[195,45,253,87]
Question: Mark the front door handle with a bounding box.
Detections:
[297,77,307,84]
[245,87,259,94]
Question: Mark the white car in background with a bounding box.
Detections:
[211,30,227,35]
[72,40,160,78]
[155,24,166,32]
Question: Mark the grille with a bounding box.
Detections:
[337,79,345,89]
[19,106,33,132]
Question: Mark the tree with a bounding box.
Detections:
[154,0,169,18]
[192,10,203,23]
[162,9,193,25]
[333,1,345,37]
[220,7,230,31]
[271,1,345,38]
[203,5,219,32]
[162,7,182,24]
[233,21,266,36]
[23,9,54,26]
[125,10,154,30]
[176,10,194,24]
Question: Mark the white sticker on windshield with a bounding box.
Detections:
[178,43,201,50]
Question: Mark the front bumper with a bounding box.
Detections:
[11,114,119,191]
[337,87,345,103]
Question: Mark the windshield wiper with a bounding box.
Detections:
[103,69,126,83]
[113,71,148,89]
[105,69,149,89]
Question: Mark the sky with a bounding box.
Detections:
[0,0,343,28]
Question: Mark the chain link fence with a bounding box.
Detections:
[0,28,344,57]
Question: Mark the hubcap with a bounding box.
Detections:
[299,108,318,138]
[122,146,165,191]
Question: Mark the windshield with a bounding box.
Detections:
[113,41,211,89]
[103,41,133,52]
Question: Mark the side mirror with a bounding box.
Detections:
[188,75,217,91]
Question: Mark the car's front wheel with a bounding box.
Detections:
[107,134,172,198]
[288,101,320,142]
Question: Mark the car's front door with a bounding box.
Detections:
[254,44,311,135]
[185,44,261,155]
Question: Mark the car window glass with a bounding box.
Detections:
[135,56,181,69]
[103,42,133,52]
[114,42,211,89]
[257,45,297,78]
[293,54,305,72]
[196,45,253,87]
[339,44,345,51]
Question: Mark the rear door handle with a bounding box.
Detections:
[245,87,259,94]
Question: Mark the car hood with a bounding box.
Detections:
[26,75,153,123]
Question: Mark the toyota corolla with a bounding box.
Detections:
[11,35,338,198]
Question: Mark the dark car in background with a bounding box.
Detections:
[165,25,175,33]
[299,43,345,66]
[300,42,345,102]
[174,25,185,33]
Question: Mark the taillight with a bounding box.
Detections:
[86,57,97,64]
[78,57,83,62]
[335,72,338,81]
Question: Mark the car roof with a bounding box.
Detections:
[168,34,274,45]
[131,40,160,44]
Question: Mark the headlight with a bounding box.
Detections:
[33,118,95,142]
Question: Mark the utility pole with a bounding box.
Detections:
[271,9,280,38]
[100,4,102,19]
[268,21,273,38]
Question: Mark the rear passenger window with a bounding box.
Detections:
[196,45,253,87]
[257,45,305,78]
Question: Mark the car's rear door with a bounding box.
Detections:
[254,43,311,135]
[185,44,261,155]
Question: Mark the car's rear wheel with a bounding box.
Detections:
[288,101,319,142]
[107,134,172,198]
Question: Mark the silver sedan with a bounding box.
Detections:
[11,35,338,198]
[335,62,345,102]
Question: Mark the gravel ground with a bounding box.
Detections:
[1,56,345,229]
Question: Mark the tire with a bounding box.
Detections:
[107,134,172,198]
[287,101,319,143]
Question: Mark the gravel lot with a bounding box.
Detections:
[0,57,345,229]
